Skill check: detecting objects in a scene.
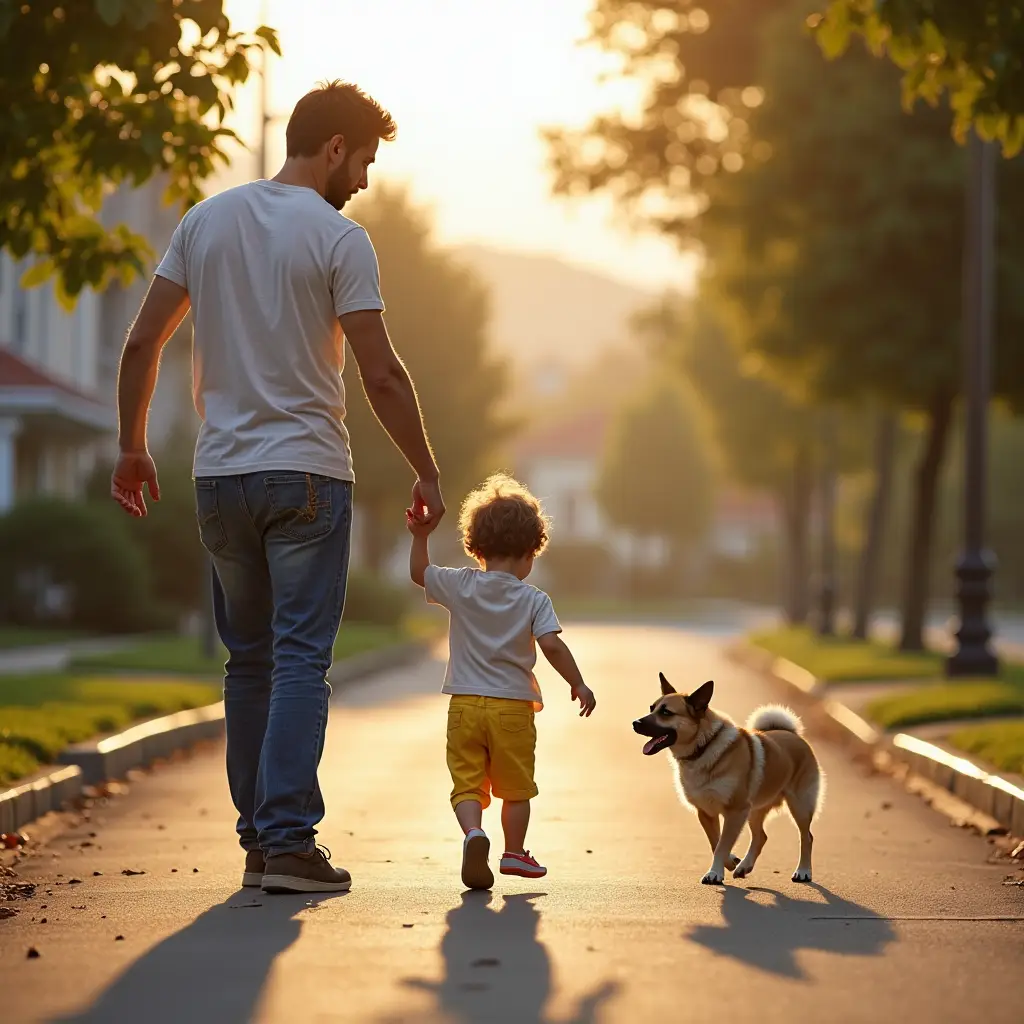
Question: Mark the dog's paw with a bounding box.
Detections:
[725,854,741,871]
[701,868,725,885]
[732,859,754,879]
[791,868,812,883]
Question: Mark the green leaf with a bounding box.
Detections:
[255,25,282,57]
[19,258,56,289]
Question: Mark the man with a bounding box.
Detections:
[111,81,444,894]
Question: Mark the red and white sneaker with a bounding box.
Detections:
[500,850,547,878]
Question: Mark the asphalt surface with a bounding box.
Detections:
[2,625,1022,1023]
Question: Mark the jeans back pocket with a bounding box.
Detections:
[264,473,334,542]
[194,479,228,554]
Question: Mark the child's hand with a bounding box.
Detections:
[571,683,596,718]
[405,508,434,538]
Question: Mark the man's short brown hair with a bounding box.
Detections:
[285,80,397,157]
[459,474,550,562]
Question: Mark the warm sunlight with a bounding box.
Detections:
[218,0,698,292]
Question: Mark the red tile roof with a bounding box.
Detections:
[515,410,611,460]
[0,346,100,403]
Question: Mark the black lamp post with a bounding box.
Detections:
[947,130,999,678]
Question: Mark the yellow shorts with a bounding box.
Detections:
[446,694,538,809]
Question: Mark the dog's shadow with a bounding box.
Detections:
[685,883,896,980]
[396,890,619,1024]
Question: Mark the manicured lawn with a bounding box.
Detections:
[69,625,408,677]
[949,720,1024,775]
[749,626,942,683]
[865,665,1024,730]
[0,674,221,787]
[0,627,89,650]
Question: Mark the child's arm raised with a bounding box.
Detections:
[406,510,432,588]
[537,632,596,717]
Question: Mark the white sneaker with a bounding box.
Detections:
[461,829,494,890]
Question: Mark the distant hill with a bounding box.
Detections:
[455,245,657,369]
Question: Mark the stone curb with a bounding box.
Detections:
[0,640,430,835]
[728,642,1024,837]
[0,765,83,836]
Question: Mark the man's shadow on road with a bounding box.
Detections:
[51,889,345,1024]
[686,882,897,979]
[398,891,618,1024]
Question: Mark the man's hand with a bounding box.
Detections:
[111,450,161,517]
[571,683,597,718]
[410,476,445,532]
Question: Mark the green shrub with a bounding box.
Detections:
[344,570,410,626]
[0,498,167,634]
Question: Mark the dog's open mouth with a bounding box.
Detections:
[633,720,677,756]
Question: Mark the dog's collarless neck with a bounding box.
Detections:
[679,723,724,762]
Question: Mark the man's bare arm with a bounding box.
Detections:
[117,275,191,453]
[111,275,190,516]
[341,309,444,526]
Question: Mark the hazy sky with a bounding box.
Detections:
[219,0,697,292]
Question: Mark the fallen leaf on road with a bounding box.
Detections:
[121,869,145,876]
[39,918,47,924]
[115,935,125,941]
[93,871,102,877]
[402,924,414,928]
[192,868,199,873]
[471,958,500,968]
[26,947,40,959]
[68,878,83,885]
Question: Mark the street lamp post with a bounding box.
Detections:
[947,130,999,678]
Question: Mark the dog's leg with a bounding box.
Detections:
[732,805,769,879]
[697,809,740,872]
[702,807,749,885]
[784,791,814,883]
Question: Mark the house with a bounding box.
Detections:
[0,178,190,512]
[511,409,778,589]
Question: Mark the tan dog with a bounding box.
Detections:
[633,674,824,885]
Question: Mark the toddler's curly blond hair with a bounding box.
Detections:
[458,473,550,562]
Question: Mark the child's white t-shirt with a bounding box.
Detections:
[424,566,561,708]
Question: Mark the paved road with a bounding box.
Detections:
[2,626,1021,1023]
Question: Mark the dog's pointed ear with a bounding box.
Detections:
[686,680,714,715]
[659,672,675,696]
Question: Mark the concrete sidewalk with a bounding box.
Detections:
[2,627,1022,1023]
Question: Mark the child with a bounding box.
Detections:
[407,473,596,890]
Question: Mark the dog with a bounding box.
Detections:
[633,674,824,885]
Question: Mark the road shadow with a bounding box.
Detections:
[685,882,896,979]
[51,889,346,1024]
[395,890,618,1024]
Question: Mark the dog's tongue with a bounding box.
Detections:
[643,737,661,755]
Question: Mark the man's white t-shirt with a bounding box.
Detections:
[425,565,562,709]
[155,180,384,481]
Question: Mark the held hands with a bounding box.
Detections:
[111,450,160,517]
[406,476,445,537]
[571,683,596,718]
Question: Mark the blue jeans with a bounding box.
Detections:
[194,472,352,858]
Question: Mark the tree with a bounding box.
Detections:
[640,298,819,623]
[0,0,277,305]
[343,186,511,570]
[812,1,1024,151]
[596,374,715,589]
[701,13,1024,649]
[545,0,796,243]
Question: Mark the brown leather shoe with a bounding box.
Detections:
[242,850,265,887]
[262,846,351,894]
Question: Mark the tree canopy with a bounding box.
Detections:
[343,186,511,568]
[812,1,1024,151]
[0,0,277,306]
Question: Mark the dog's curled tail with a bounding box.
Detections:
[747,704,803,735]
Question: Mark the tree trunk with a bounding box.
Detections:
[852,411,898,640]
[899,390,955,651]
[816,413,839,637]
[781,443,814,625]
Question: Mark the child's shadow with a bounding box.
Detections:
[401,891,618,1024]
[686,883,897,979]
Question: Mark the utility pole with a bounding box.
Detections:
[948,131,999,678]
